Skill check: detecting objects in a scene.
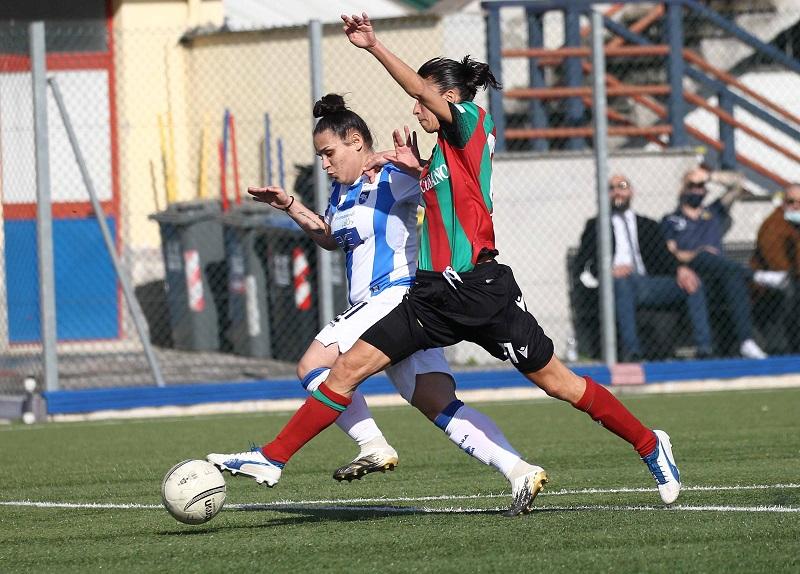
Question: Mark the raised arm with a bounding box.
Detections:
[712,170,745,209]
[247,186,338,251]
[341,12,453,125]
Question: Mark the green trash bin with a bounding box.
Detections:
[265,223,319,362]
[149,200,227,352]
[222,202,348,361]
[219,203,347,361]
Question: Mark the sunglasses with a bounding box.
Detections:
[609,181,630,190]
[686,181,708,190]
[785,198,800,206]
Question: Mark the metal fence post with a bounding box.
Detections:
[30,21,59,391]
[309,19,335,328]
[666,0,688,147]
[591,9,617,366]
[718,90,737,169]
[526,8,548,152]
[564,6,585,150]
[485,5,505,152]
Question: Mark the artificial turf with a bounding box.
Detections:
[1,387,798,573]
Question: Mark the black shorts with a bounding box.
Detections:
[360,261,554,374]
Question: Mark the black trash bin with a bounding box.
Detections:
[149,200,227,351]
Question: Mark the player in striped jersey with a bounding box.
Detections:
[211,16,681,515]
[208,94,544,508]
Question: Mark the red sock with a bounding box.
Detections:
[574,376,656,457]
[262,382,351,464]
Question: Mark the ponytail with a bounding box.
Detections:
[417,55,501,101]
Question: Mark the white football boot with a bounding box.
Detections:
[641,430,681,504]
[502,466,549,517]
[207,446,282,487]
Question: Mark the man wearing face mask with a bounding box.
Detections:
[662,166,767,359]
[575,174,713,361]
[751,184,800,353]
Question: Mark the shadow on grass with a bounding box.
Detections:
[245,504,500,520]
[158,503,624,534]
[159,504,503,534]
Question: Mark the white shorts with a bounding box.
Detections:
[315,286,453,402]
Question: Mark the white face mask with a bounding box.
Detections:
[785,210,800,225]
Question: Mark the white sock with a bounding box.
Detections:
[301,367,384,448]
[435,401,523,481]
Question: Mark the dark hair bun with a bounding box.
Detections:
[313,93,347,118]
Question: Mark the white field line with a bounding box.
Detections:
[2,483,798,513]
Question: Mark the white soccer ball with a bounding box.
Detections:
[161,459,226,525]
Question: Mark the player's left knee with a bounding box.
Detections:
[411,375,456,421]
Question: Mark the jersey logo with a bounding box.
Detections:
[358,189,370,204]
[333,227,364,252]
[420,164,450,193]
[501,342,519,364]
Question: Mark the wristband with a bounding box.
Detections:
[282,196,295,212]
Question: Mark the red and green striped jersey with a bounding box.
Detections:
[418,101,497,273]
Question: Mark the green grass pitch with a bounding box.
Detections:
[1,387,798,573]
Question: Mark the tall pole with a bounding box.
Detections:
[564,8,586,150]
[526,8,548,152]
[485,6,505,152]
[30,21,59,391]
[591,10,617,366]
[309,19,335,328]
[665,0,687,147]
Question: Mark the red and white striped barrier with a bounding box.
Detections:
[184,249,205,312]
[292,247,312,311]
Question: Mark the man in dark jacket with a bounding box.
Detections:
[575,174,712,361]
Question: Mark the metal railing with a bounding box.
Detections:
[483,0,800,189]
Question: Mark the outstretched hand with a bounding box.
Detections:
[384,126,423,177]
[247,186,292,210]
[341,12,377,49]
[361,127,423,182]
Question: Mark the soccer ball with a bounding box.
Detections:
[161,459,226,525]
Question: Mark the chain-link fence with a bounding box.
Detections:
[1,1,799,399]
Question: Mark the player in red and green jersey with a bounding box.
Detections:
[215,13,682,516]
[417,96,497,273]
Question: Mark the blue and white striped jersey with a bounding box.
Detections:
[324,163,420,305]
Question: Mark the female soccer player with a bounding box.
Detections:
[211,14,681,515]
[209,94,544,515]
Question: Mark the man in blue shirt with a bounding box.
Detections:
[662,167,767,359]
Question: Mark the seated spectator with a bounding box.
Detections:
[662,166,767,359]
[575,174,712,362]
[750,183,800,353]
